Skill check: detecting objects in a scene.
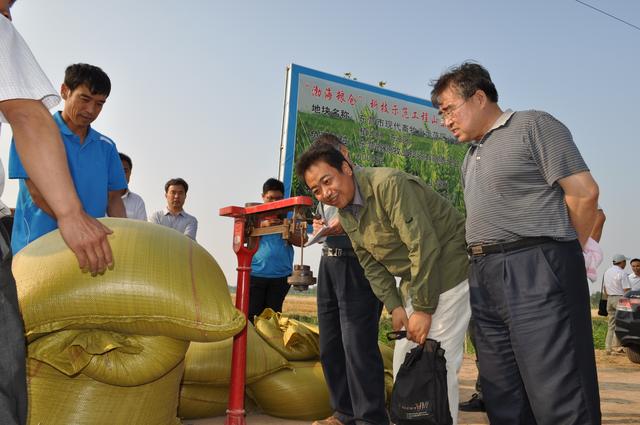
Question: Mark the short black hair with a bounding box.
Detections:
[119,153,132,169]
[64,63,111,96]
[295,144,348,183]
[312,133,347,150]
[262,178,284,194]
[631,258,640,265]
[430,61,498,107]
[165,178,189,193]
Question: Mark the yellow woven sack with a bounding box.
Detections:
[28,330,189,386]
[253,309,319,361]
[247,361,332,420]
[183,323,288,385]
[13,218,245,342]
[27,358,184,425]
[178,384,260,419]
[178,384,229,419]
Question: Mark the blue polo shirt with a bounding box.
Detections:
[8,111,127,253]
[251,234,294,278]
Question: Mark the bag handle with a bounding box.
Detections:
[599,275,606,299]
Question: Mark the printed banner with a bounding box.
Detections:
[279,64,467,213]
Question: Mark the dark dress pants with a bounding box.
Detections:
[0,219,27,425]
[317,254,388,425]
[469,240,601,425]
[467,316,482,397]
[248,275,290,322]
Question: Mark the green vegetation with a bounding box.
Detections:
[291,111,467,214]
[591,317,607,350]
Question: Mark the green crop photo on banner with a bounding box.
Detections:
[278,64,467,214]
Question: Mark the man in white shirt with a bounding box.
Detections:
[119,153,147,220]
[629,258,640,291]
[149,178,198,240]
[603,254,631,354]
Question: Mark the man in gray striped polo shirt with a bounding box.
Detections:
[431,62,601,425]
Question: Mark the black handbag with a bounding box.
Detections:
[390,339,452,425]
[598,276,608,317]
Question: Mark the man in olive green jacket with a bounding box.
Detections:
[296,144,471,425]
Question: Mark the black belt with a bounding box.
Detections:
[322,247,357,257]
[467,237,553,257]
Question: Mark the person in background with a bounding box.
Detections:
[119,153,147,220]
[9,63,127,255]
[604,254,631,354]
[149,178,197,240]
[247,178,305,322]
[629,258,640,291]
[0,2,116,423]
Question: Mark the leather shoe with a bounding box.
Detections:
[312,416,345,425]
[459,393,485,412]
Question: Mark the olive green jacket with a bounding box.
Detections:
[338,167,468,314]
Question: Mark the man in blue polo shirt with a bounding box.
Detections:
[9,63,127,254]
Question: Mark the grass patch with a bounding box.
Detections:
[592,317,607,350]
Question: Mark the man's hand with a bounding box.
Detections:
[56,212,114,276]
[324,217,344,236]
[407,311,432,345]
[312,218,325,234]
[391,306,409,332]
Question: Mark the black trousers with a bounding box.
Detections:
[469,240,601,425]
[0,218,27,425]
[317,254,388,425]
[467,316,482,397]
[248,275,290,322]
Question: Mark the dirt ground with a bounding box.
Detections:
[184,350,639,425]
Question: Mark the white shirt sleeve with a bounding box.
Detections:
[0,17,60,123]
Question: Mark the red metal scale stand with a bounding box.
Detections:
[219,196,313,425]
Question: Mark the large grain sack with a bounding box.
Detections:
[247,361,332,420]
[178,384,258,419]
[27,358,185,425]
[28,330,189,386]
[178,384,229,419]
[183,323,288,385]
[254,309,319,361]
[14,218,245,342]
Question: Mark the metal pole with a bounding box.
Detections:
[225,218,256,425]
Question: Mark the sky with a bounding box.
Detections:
[2,0,638,292]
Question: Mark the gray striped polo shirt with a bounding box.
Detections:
[462,110,588,245]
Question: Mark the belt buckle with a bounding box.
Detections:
[470,245,484,256]
[333,248,343,256]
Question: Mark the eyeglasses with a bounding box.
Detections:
[438,99,467,123]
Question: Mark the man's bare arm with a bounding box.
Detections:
[24,179,54,217]
[107,191,126,218]
[558,171,599,248]
[0,98,113,274]
[590,208,606,243]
